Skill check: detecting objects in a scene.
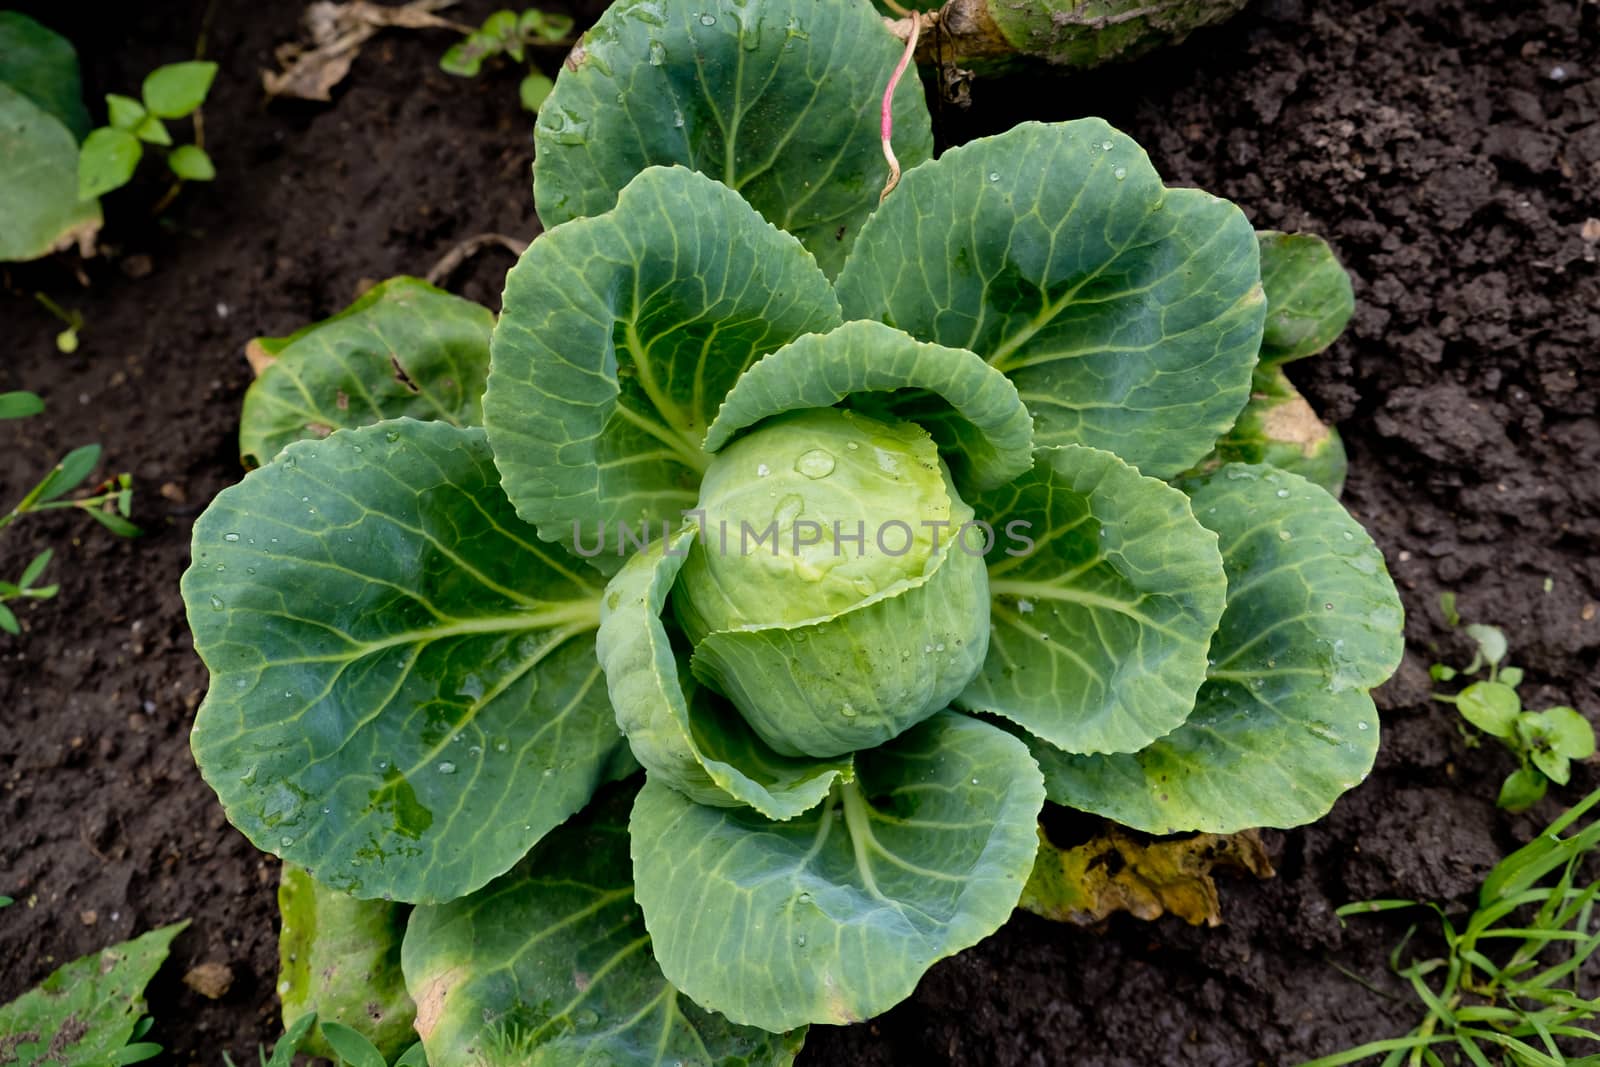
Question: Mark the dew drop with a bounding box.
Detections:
[795,449,835,479]
[280,835,296,847]
[1357,720,1370,731]
[757,463,771,477]
[1017,599,1034,614]
[840,702,858,719]
[209,594,225,611]
[437,761,457,775]
[1101,140,1114,150]
[1324,602,1335,611]
[223,532,240,542]
[970,777,980,785]
[699,12,716,24]
[1113,166,1127,180]
[934,643,946,652]
[794,934,807,946]
[988,171,1000,182]
[1276,488,1290,498]
[1278,529,1293,541]
[385,430,400,443]
[845,441,859,450]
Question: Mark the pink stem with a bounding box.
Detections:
[880,11,921,203]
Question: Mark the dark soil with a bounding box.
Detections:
[2,0,1597,1063]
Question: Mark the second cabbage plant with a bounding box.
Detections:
[183,0,1402,1061]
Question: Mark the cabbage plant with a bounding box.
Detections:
[184,0,1401,1061]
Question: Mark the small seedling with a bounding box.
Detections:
[78,60,217,202]
[33,292,84,353]
[0,390,139,636]
[1304,785,1600,1066]
[222,1016,428,1067]
[439,9,572,112]
[1432,593,1595,812]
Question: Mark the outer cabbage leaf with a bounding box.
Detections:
[835,118,1264,479]
[186,420,627,904]
[240,277,494,467]
[278,863,417,1060]
[0,83,99,262]
[486,165,841,565]
[402,784,805,1067]
[632,711,1045,1031]
[533,0,932,278]
[0,12,91,139]
[704,320,1035,493]
[1256,231,1354,366]
[596,526,853,818]
[0,922,186,1065]
[1194,364,1348,495]
[1031,465,1403,834]
[959,445,1226,755]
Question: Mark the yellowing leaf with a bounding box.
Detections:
[1020,825,1273,927]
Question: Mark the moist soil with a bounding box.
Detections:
[2,0,1597,1063]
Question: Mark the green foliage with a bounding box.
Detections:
[1189,231,1356,495]
[183,0,1404,1057]
[78,59,216,200]
[238,276,494,468]
[1432,598,1595,812]
[532,0,933,278]
[439,9,569,113]
[0,922,185,1065]
[402,784,799,1066]
[0,11,90,137]
[0,14,101,263]
[1304,786,1600,1066]
[0,68,100,260]
[0,394,139,638]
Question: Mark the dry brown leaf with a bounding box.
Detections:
[263,0,468,102]
[1019,825,1274,927]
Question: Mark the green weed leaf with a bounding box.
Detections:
[1499,767,1547,812]
[140,60,216,119]
[166,143,214,180]
[78,126,141,199]
[320,1022,388,1067]
[105,92,145,129]
[0,922,187,1064]
[0,391,45,420]
[1457,682,1521,739]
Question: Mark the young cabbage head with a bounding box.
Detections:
[673,407,990,758]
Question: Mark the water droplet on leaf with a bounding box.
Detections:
[795,449,835,479]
